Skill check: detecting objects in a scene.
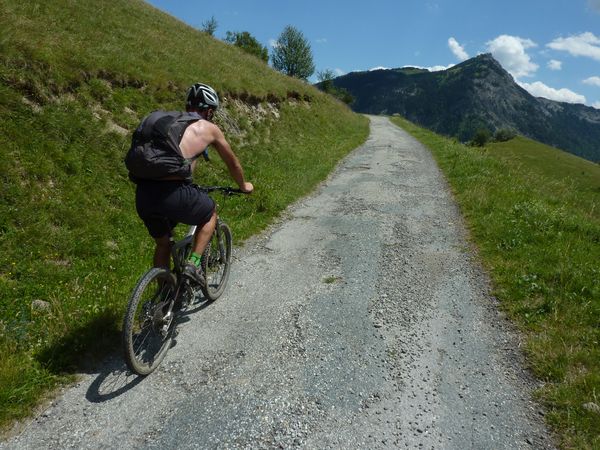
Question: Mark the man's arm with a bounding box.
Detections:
[210,124,253,193]
[181,120,253,193]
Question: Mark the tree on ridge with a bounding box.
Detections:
[271,25,315,81]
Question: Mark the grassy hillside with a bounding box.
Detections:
[0,0,369,429]
[391,117,599,449]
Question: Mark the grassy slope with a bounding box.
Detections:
[391,117,599,449]
[0,0,368,428]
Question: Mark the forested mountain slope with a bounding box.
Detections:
[331,54,600,162]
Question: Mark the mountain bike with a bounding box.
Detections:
[122,186,245,376]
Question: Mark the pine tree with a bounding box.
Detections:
[271,26,315,80]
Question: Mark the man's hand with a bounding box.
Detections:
[240,182,254,194]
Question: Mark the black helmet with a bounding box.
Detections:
[186,83,220,110]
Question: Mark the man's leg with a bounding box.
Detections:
[191,209,217,258]
[153,234,171,269]
[153,234,173,304]
[179,185,217,284]
[182,209,217,285]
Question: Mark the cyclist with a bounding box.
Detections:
[132,83,253,285]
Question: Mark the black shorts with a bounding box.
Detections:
[135,181,215,238]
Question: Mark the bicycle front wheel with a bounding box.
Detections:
[201,221,232,301]
[122,267,176,376]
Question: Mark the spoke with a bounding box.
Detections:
[124,268,177,375]
[132,299,163,364]
[133,326,153,356]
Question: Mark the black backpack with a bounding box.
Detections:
[125,110,201,182]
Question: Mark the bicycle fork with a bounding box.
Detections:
[215,220,227,263]
[154,274,190,337]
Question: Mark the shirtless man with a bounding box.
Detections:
[133,83,253,284]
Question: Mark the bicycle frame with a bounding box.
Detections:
[169,186,241,275]
[170,225,197,276]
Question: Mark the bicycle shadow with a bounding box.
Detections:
[85,330,184,403]
[179,294,215,315]
[85,355,144,403]
[85,296,213,403]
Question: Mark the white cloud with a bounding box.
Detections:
[368,64,454,73]
[593,101,600,109]
[268,39,278,48]
[427,3,441,13]
[486,35,539,78]
[547,59,562,70]
[547,32,600,61]
[518,80,586,104]
[334,68,345,76]
[584,76,600,87]
[448,37,469,61]
[316,38,327,44]
[401,64,454,72]
[428,64,454,72]
[588,0,600,12]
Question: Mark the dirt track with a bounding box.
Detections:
[2,116,554,449]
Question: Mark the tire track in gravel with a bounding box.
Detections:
[2,116,554,449]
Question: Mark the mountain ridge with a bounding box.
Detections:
[331,54,600,162]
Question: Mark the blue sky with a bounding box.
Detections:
[146,0,600,109]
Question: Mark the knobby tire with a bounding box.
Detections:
[201,222,232,301]
[122,267,176,376]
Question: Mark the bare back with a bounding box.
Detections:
[179,119,215,160]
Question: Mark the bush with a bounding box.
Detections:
[225,31,268,63]
[471,128,491,147]
[494,128,517,142]
[315,69,354,105]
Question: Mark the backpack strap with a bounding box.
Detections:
[133,111,201,156]
[133,110,173,142]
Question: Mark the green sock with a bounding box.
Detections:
[188,252,202,267]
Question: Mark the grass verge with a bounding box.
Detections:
[0,0,369,431]
[391,116,599,449]
[0,90,368,431]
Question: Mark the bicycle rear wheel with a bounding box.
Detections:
[122,268,176,375]
[201,221,232,301]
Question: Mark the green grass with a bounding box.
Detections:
[0,0,369,430]
[391,116,600,449]
[323,276,342,284]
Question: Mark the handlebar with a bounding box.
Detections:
[200,186,250,195]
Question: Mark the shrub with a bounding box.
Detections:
[201,16,218,36]
[471,128,491,147]
[494,128,517,142]
[316,69,354,105]
[225,31,268,63]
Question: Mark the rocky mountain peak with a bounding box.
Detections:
[451,53,514,83]
[329,54,600,162]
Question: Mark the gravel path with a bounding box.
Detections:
[3,116,554,449]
